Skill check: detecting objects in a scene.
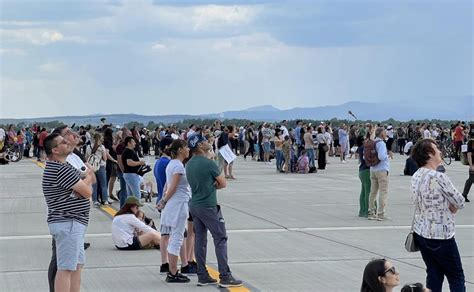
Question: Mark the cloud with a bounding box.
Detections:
[38,62,65,73]
[0,28,86,45]
[151,43,166,50]
[191,5,262,30]
[0,48,27,56]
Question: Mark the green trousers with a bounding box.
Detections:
[358,169,371,217]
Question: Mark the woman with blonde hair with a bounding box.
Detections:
[88,132,112,207]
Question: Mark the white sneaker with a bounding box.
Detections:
[93,201,101,207]
[341,160,347,164]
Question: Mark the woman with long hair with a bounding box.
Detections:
[103,128,119,201]
[361,259,400,292]
[112,197,161,250]
[89,133,112,207]
[157,139,193,283]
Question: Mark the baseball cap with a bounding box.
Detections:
[125,196,143,207]
[188,134,207,150]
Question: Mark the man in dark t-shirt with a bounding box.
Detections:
[186,134,243,288]
[462,139,473,202]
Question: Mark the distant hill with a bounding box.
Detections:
[1,97,471,126]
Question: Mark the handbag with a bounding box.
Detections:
[322,144,329,152]
[405,194,420,252]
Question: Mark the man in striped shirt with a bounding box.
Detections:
[42,133,95,292]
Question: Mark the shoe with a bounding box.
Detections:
[93,201,101,207]
[229,176,236,180]
[166,272,190,283]
[109,194,119,201]
[84,242,91,250]
[160,263,169,274]
[341,160,347,164]
[180,264,197,274]
[377,215,391,221]
[197,274,218,286]
[463,195,470,202]
[188,261,198,268]
[368,214,377,220]
[219,275,243,288]
[106,199,114,204]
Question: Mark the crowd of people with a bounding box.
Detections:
[7,116,468,292]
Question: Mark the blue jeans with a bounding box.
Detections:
[414,233,465,292]
[92,166,108,203]
[123,172,141,200]
[306,148,315,168]
[117,171,128,208]
[275,150,283,171]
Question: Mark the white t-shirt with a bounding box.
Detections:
[280,125,289,138]
[112,214,155,248]
[387,129,394,139]
[423,129,431,139]
[404,141,413,154]
[66,153,86,170]
[0,128,5,142]
[161,159,191,228]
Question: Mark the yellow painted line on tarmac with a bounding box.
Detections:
[100,205,118,217]
[101,204,251,292]
[31,159,45,169]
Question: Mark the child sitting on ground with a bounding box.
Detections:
[297,149,310,174]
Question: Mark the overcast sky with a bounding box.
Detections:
[0,0,472,118]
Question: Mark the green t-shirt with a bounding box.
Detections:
[186,155,221,208]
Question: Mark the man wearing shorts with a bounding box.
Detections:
[42,133,95,292]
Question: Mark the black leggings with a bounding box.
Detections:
[463,171,474,197]
[244,139,255,158]
[318,144,326,169]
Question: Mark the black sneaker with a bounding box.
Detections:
[180,264,197,274]
[83,242,91,250]
[188,260,198,268]
[219,275,243,288]
[197,274,218,286]
[165,272,190,283]
[160,263,169,274]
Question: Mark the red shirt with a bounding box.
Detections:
[454,126,464,142]
[39,131,49,147]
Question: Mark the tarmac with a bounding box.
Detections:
[0,154,472,292]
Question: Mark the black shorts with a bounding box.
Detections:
[116,236,141,250]
[333,140,340,147]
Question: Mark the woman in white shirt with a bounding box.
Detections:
[112,197,161,250]
[157,139,192,283]
[410,139,465,291]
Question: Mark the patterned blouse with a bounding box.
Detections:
[411,167,465,239]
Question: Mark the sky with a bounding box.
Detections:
[0,0,472,119]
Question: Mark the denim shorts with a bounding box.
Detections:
[48,220,86,271]
[263,142,271,153]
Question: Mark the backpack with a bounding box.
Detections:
[363,140,382,167]
[86,145,101,172]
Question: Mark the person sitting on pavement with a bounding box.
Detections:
[361,258,400,292]
[112,197,161,250]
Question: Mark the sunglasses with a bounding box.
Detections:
[52,139,69,148]
[383,266,397,275]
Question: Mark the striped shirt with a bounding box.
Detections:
[42,161,90,226]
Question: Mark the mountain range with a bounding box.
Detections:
[1,97,471,126]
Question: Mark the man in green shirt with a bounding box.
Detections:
[186,134,243,288]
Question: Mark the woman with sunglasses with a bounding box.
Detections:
[361,258,400,292]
